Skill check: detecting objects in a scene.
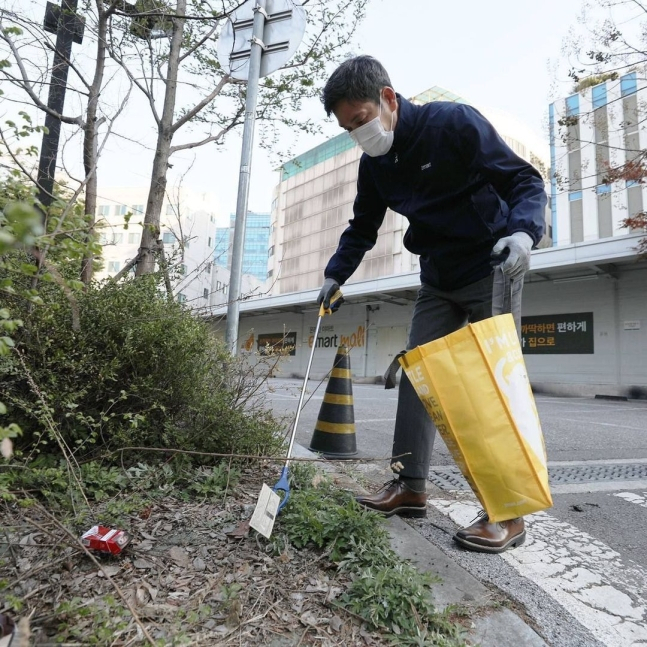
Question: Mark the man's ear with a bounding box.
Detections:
[382,86,398,111]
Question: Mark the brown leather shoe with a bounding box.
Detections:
[356,479,427,518]
[453,511,526,553]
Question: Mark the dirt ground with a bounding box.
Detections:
[0,466,402,646]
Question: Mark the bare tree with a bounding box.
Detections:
[104,0,369,276]
[0,0,131,281]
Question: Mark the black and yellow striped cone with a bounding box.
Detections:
[309,345,357,459]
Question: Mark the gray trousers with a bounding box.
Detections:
[393,267,523,480]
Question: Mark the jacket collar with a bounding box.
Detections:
[392,94,419,153]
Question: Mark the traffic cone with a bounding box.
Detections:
[309,345,358,458]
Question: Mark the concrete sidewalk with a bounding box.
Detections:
[292,443,547,647]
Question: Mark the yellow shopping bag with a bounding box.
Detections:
[399,313,552,522]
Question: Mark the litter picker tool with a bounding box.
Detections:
[249,290,343,538]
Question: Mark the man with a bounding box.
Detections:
[317,56,546,553]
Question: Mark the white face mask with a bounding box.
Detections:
[349,98,395,157]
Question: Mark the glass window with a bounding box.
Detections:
[591,83,607,109]
[596,184,611,194]
[97,205,110,217]
[162,232,175,244]
[166,204,176,216]
[626,180,640,188]
[177,293,186,303]
[621,72,637,97]
[568,191,583,201]
[208,237,212,247]
[114,205,127,216]
[203,288,209,299]
[565,94,579,117]
[128,232,139,244]
[113,233,123,244]
[131,204,144,214]
[107,261,121,272]
[179,264,187,275]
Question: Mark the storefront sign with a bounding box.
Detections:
[308,324,365,349]
[520,313,594,354]
[257,332,297,356]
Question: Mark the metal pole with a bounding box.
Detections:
[285,308,324,465]
[225,0,267,355]
[37,0,79,211]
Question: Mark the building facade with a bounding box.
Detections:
[267,87,551,296]
[549,69,646,246]
[209,84,647,398]
[213,211,271,282]
[94,186,219,308]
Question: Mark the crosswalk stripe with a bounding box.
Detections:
[613,491,647,508]
[429,497,647,647]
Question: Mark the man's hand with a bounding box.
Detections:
[317,277,340,310]
[492,232,533,279]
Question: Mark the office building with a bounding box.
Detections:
[94,186,219,308]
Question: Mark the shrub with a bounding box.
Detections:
[1,275,285,460]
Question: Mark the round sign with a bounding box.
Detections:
[216,0,307,81]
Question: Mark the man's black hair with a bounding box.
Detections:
[322,55,393,117]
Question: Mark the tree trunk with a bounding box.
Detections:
[135,0,186,277]
[80,2,109,284]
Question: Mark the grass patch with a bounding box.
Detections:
[275,464,467,646]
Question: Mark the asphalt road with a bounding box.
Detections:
[262,378,647,647]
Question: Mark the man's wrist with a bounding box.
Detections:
[510,231,534,248]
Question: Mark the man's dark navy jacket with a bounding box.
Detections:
[324,95,547,291]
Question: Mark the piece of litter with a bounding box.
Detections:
[250,484,280,539]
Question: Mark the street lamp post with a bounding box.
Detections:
[37,0,85,211]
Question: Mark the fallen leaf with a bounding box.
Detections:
[135,587,149,606]
[306,579,328,593]
[168,546,190,567]
[141,581,158,601]
[133,559,154,570]
[326,586,343,602]
[330,615,343,633]
[16,559,30,573]
[136,540,154,552]
[299,610,320,627]
[225,520,250,539]
[193,557,206,572]
[97,565,121,578]
[139,604,178,618]
[290,593,304,613]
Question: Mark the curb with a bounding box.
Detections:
[292,443,547,647]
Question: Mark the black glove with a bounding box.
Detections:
[317,277,340,309]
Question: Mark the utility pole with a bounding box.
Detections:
[37,0,85,211]
[224,0,267,355]
[217,0,306,355]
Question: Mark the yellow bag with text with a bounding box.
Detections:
[399,313,552,522]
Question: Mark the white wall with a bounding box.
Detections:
[213,266,647,398]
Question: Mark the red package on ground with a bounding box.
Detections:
[81,525,130,555]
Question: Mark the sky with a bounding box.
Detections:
[177,0,589,222]
[2,0,626,224]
